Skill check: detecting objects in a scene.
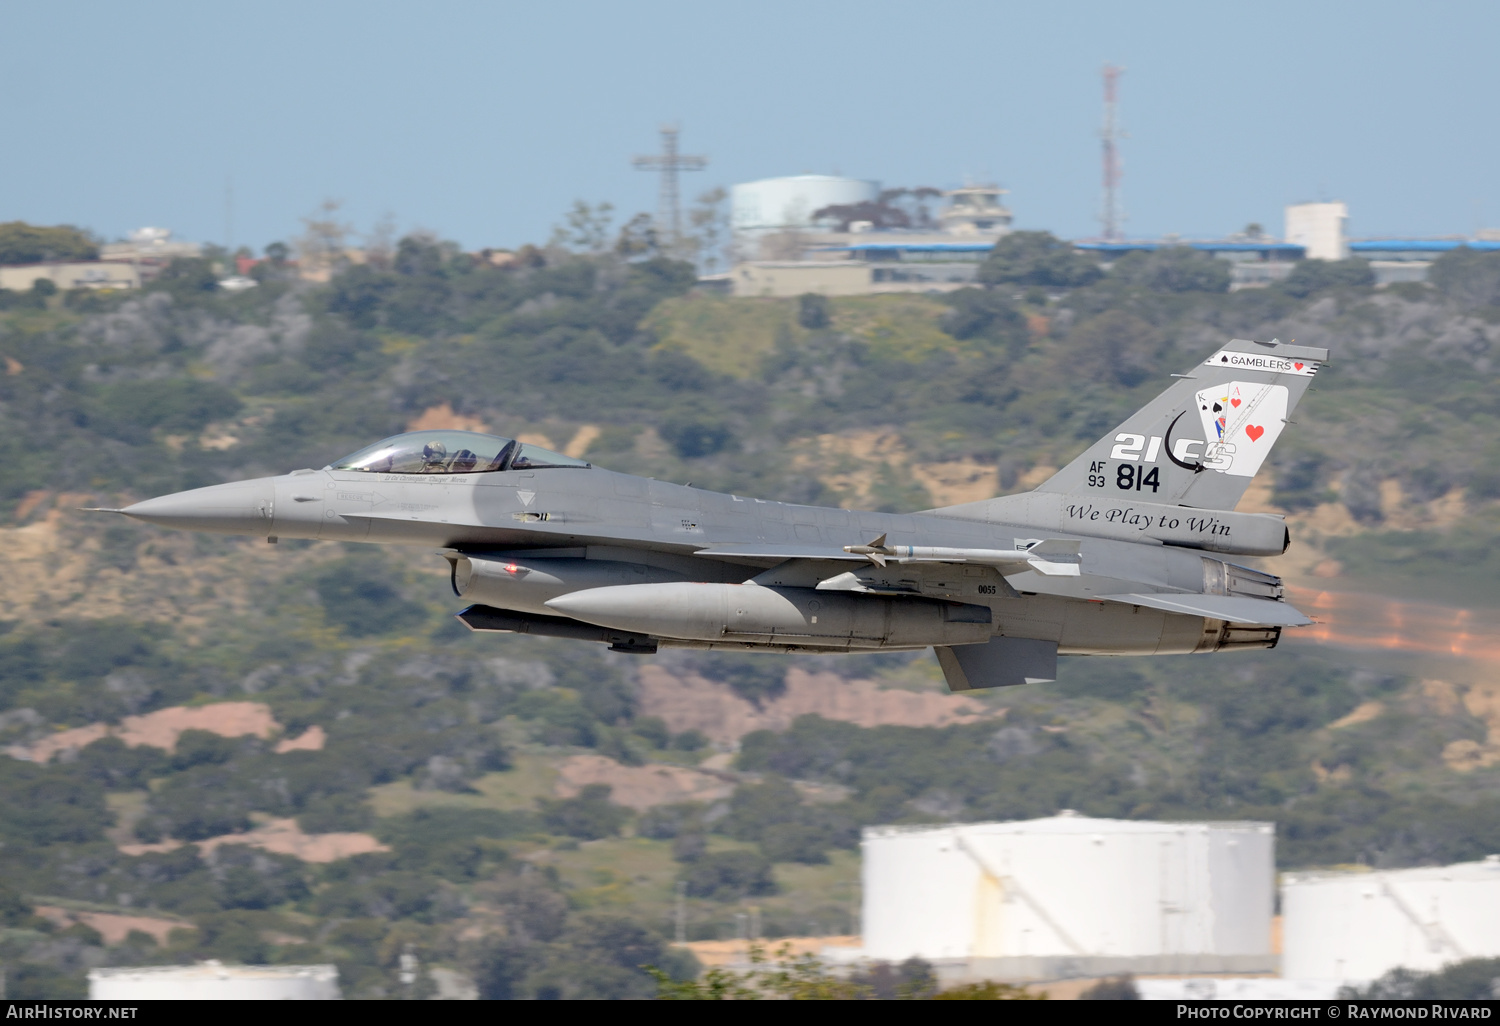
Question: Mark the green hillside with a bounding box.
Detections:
[2,235,1500,998]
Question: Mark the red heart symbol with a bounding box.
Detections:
[1230,398,1241,408]
[1294,362,1304,370]
[1245,424,1265,442]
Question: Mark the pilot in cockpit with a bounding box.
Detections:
[420,440,449,472]
[331,430,590,475]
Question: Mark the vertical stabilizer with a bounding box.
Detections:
[1034,338,1328,511]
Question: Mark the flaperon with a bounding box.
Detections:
[96,337,1325,692]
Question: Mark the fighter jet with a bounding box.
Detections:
[98,337,1324,692]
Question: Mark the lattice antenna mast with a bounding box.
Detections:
[632,124,706,248]
[1101,64,1125,241]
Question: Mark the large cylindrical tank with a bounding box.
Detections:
[1282,858,1500,981]
[546,582,992,649]
[449,555,684,617]
[861,814,1275,961]
[730,175,880,235]
[89,963,341,1000]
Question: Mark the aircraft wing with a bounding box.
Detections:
[1100,593,1313,627]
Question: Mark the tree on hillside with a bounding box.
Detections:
[812,187,943,232]
[1281,257,1375,298]
[295,199,354,281]
[615,213,660,260]
[1108,247,1230,293]
[550,200,616,254]
[0,222,98,265]
[152,258,219,296]
[939,287,1024,341]
[1429,246,1500,308]
[797,292,830,330]
[977,231,1103,288]
[684,187,730,272]
[1067,310,1161,387]
[1344,958,1500,1000]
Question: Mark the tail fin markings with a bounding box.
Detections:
[1033,338,1328,512]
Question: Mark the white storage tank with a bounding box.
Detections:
[88,962,340,1000]
[1282,857,1500,981]
[861,813,1274,962]
[731,175,879,237]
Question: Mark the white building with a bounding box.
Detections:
[1284,202,1349,260]
[937,184,1013,236]
[731,175,880,242]
[1282,857,1500,982]
[724,175,1016,296]
[857,813,1275,979]
[99,227,203,264]
[731,175,880,261]
[88,962,340,1000]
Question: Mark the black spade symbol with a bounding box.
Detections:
[1221,356,1229,362]
[1212,403,1222,413]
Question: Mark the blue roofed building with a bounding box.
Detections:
[716,186,1500,296]
[725,182,1013,297]
[1073,239,1306,289]
[1349,238,1500,285]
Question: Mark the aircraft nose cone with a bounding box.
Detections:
[122,478,277,536]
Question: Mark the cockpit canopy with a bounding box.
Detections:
[330,430,591,475]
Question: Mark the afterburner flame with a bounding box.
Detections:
[1286,586,1500,666]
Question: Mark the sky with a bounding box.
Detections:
[2,0,1495,252]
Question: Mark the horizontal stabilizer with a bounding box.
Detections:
[934,637,1059,691]
[1100,593,1312,627]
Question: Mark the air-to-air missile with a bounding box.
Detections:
[94,338,1324,691]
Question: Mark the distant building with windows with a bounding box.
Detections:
[726,179,1013,297]
[99,227,202,265]
[0,260,140,292]
[1285,202,1349,261]
[1073,239,1305,289]
[711,187,1500,297]
[1349,238,1500,285]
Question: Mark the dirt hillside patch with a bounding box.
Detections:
[34,906,193,946]
[120,817,389,863]
[7,702,285,763]
[553,754,734,810]
[406,403,491,433]
[195,817,389,862]
[274,725,327,753]
[681,935,861,968]
[637,665,996,746]
[115,702,280,750]
[0,511,296,631]
[791,429,1001,508]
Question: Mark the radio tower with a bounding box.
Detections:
[633,124,707,249]
[1100,64,1125,241]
